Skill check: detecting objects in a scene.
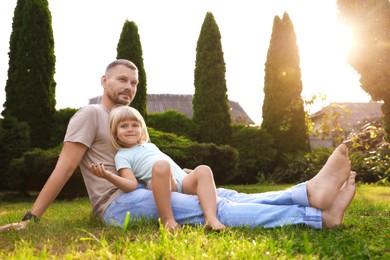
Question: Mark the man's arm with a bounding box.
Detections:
[0,142,87,231]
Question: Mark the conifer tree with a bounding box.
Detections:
[337,0,390,141]
[261,13,309,156]
[2,0,56,149]
[193,12,231,144]
[116,20,147,117]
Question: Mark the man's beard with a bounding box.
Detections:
[108,92,132,106]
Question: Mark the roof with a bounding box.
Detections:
[89,94,254,124]
[310,102,383,131]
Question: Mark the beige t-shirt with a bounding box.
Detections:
[64,104,123,217]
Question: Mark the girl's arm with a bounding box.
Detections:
[90,164,138,192]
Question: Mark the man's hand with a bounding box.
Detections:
[0,220,28,231]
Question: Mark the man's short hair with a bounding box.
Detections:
[105,59,138,73]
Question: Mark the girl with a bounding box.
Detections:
[90,105,225,231]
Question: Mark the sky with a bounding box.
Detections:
[0,0,372,124]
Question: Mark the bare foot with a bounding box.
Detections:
[205,218,226,231]
[307,144,351,209]
[322,171,356,228]
[163,218,181,232]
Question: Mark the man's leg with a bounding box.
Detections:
[322,171,356,228]
[103,188,322,229]
[216,185,304,205]
[103,188,206,227]
[217,144,351,208]
[306,144,351,209]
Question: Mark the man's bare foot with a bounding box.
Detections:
[307,144,351,209]
[204,218,226,231]
[163,218,181,232]
[322,171,356,228]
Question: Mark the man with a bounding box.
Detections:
[0,59,356,231]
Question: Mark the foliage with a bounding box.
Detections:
[50,107,79,147]
[0,116,30,190]
[272,148,333,184]
[262,12,309,157]
[347,119,390,183]
[147,110,199,141]
[337,0,390,140]
[150,128,238,185]
[116,20,147,118]
[193,12,232,145]
[311,103,351,146]
[6,145,87,198]
[2,0,56,149]
[227,124,277,184]
[0,185,388,259]
[4,128,237,193]
[350,146,390,184]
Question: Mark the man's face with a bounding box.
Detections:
[102,64,139,106]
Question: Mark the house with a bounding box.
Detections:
[89,94,254,124]
[309,102,383,148]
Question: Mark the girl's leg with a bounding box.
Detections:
[150,160,180,231]
[182,165,225,230]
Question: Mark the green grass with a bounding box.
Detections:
[0,184,389,259]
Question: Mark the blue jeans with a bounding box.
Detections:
[103,182,322,229]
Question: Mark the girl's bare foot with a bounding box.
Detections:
[307,144,351,209]
[205,218,226,231]
[322,171,356,228]
[163,218,181,232]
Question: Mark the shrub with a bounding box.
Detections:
[150,128,238,184]
[147,110,199,141]
[272,148,333,184]
[350,143,390,183]
[50,108,79,147]
[228,124,276,184]
[5,127,238,197]
[0,116,30,190]
[347,120,389,183]
[6,145,87,198]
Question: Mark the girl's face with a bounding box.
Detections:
[116,119,142,147]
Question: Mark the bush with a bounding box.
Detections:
[0,116,30,190]
[147,110,199,141]
[347,120,390,184]
[228,124,276,184]
[5,127,238,197]
[6,145,87,198]
[272,147,333,184]
[50,108,79,147]
[350,143,390,183]
[150,128,238,185]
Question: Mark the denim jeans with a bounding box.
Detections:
[103,182,322,229]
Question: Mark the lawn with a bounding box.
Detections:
[0,184,389,259]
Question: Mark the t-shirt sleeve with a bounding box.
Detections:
[64,106,98,148]
[115,151,132,171]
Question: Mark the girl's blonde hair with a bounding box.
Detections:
[109,105,150,150]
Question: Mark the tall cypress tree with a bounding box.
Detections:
[116,20,147,118]
[261,12,309,156]
[337,0,390,141]
[2,0,56,149]
[193,12,231,145]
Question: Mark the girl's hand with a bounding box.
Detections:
[183,168,193,174]
[90,163,113,179]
